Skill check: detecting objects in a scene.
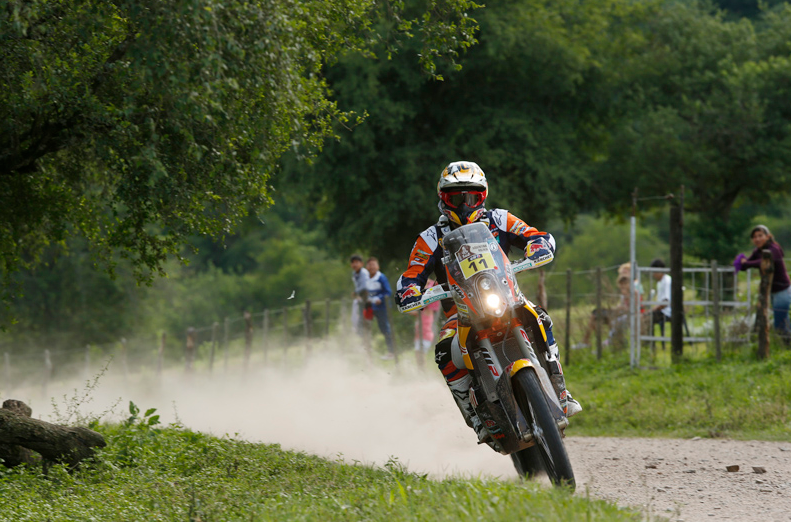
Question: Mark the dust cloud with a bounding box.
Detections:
[10,344,517,480]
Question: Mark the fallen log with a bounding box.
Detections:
[0,399,106,468]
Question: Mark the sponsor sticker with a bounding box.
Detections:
[484,419,496,428]
[400,286,422,299]
[455,243,489,262]
[451,283,466,299]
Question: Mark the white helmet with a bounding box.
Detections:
[437,161,488,226]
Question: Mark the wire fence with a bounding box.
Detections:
[0,264,773,394]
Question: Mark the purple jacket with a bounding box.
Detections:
[741,241,791,293]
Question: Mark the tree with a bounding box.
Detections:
[594,2,791,261]
[278,0,651,259]
[0,0,480,296]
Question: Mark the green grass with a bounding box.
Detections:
[566,347,791,440]
[0,406,639,522]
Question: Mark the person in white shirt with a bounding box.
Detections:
[650,258,672,349]
[350,254,370,337]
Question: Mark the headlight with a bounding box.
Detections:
[485,293,501,309]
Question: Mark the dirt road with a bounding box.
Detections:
[566,436,791,522]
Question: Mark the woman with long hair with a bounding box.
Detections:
[734,225,791,343]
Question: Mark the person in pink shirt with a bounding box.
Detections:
[411,279,441,368]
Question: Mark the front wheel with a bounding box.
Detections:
[511,445,544,478]
[512,368,575,489]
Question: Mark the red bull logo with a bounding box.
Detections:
[401,286,422,299]
[529,241,543,253]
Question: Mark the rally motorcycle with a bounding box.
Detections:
[400,222,575,487]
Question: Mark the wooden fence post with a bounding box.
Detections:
[209,322,218,373]
[244,311,253,370]
[223,316,230,371]
[185,327,196,373]
[304,300,312,355]
[43,349,52,395]
[596,267,603,360]
[565,269,572,367]
[157,333,166,377]
[262,309,270,364]
[757,249,774,359]
[340,298,348,333]
[538,269,548,310]
[711,260,721,362]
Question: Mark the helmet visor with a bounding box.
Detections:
[440,190,486,209]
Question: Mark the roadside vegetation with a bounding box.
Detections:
[567,348,791,441]
[0,405,639,521]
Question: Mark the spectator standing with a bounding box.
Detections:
[648,258,690,350]
[734,225,791,344]
[366,257,396,359]
[650,258,672,324]
[350,254,369,337]
[574,262,642,350]
[411,279,440,368]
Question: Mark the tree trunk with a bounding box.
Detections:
[0,400,106,468]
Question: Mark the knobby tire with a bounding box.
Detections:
[512,368,575,489]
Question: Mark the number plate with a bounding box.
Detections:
[455,243,496,280]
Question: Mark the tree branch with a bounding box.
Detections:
[0,31,136,177]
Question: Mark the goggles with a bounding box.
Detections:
[440,190,486,209]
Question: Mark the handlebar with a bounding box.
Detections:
[398,255,553,314]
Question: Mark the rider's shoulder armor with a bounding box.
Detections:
[488,208,509,232]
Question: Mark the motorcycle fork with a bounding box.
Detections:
[511,326,568,431]
[469,337,534,454]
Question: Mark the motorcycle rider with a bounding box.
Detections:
[395,161,582,444]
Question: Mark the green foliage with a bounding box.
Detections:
[0,0,481,297]
[551,215,670,274]
[530,214,671,303]
[108,402,163,467]
[278,0,791,267]
[0,420,638,521]
[279,0,655,259]
[567,349,791,440]
[141,212,351,336]
[2,239,140,344]
[596,2,791,261]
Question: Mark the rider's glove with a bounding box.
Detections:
[525,234,556,262]
[397,284,422,311]
[733,253,747,273]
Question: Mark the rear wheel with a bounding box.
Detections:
[512,368,575,489]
